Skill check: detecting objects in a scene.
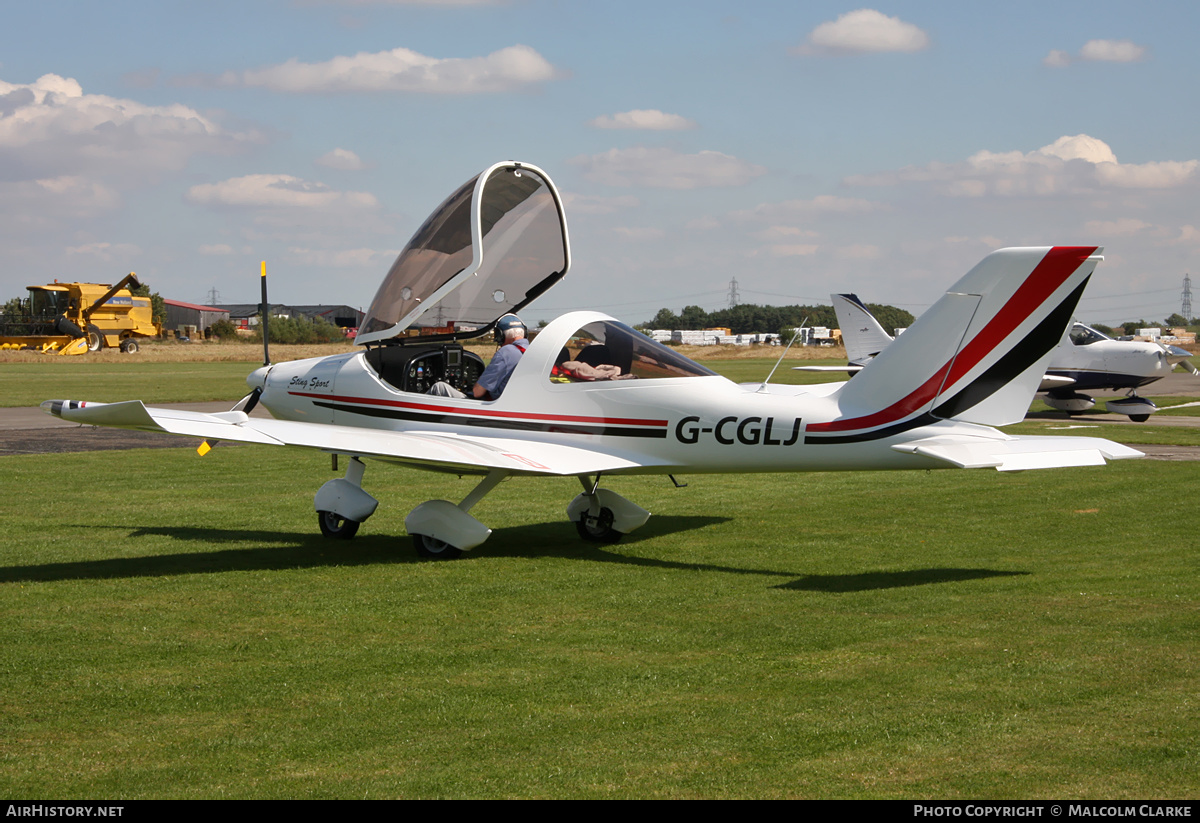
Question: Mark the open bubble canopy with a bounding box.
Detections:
[356,162,570,346]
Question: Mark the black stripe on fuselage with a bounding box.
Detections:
[803,412,938,445]
[313,401,668,438]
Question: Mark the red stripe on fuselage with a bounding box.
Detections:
[287,391,668,428]
[809,246,1095,434]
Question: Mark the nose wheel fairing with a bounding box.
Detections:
[567,483,651,543]
[314,457,379,532]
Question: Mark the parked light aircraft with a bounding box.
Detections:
[43,161,1141,559]
[827,292,1193,422]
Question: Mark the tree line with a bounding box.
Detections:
[643,302,916,336]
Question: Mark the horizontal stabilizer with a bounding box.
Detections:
[891,434,1142,472]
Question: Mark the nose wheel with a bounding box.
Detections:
[575,506,623,543]
[412,534,463,560]
[318,510,360,539]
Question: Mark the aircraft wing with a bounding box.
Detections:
[1038,374,1076,390]
[41,399,652,476]
[891,434,1142,471]
[792,365,865,372]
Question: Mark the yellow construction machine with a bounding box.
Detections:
[0,274,161,355]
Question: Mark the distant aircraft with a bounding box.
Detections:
[43,161,1140,559]
[826,293,1193,422]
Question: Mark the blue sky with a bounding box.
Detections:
[2,1,1197,325]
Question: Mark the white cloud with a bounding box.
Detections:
[1043,50,1072,68]
[685,216,720,231]
[794,9,929,55]
[571,147,766,189]
[734,195,885,222]
[0,176,120,234]
[65,241,142,261]
[316,148,366,170]
[588,109,696,130]
[1037,134,1118,164]
[844,135,1198,196]
[753,225,819,241]
[1080,39,1146,63]
[560,192,640,214]
[1044,39,1147,67]
[613,226,665,240]
[220,44,556,93]
[834,244,882,260]
[768,244,819,257]
[186,174,379,209]
[0,74,261,184]
[284,247,398,268]
[1083,218,1151,237]
[1173,226,1200,246]
[321,0,502,4]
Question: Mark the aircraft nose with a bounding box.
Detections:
[247,365,271,392]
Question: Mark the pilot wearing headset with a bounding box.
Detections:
[428,314,528,400]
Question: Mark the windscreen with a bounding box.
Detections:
[357,164,567,344]
[567,320,718,379]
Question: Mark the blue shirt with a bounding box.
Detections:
[476,338,527,399]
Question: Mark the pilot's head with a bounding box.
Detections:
[494,314,527,344]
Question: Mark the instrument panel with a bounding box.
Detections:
[365,343,485,394]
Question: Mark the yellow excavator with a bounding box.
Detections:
[0,274,162,355]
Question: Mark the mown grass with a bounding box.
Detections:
[0,447,1196,798]
[2,361,255,407]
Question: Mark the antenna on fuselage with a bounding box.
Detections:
[758,318,807,393]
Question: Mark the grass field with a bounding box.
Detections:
[3,348,1198,798]
[0,449,1195,798]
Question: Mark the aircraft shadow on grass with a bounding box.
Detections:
[777,568,1029,593]
[0,516,719,583]
[0,518,1027,592]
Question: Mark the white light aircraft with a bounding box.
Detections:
[43,161,1142,559]
[828,293,1193,422]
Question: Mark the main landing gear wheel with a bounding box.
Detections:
[318,510,360,539]
[412,534,463,561]
[1129,414,1150,423]
[575,507,624,544]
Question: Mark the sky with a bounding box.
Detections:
[1,0,1197,327]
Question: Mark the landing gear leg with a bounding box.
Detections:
[314,456,378,540]
[406,469,509,560]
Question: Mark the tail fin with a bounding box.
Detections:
[832,293,895,365]
[816,247,1101,439]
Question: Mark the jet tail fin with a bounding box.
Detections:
[814,247,1101,442]
[832,293,894,365]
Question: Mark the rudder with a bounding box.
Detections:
[812,246,1101,442]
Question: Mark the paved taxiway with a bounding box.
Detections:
[0,401,274,456]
